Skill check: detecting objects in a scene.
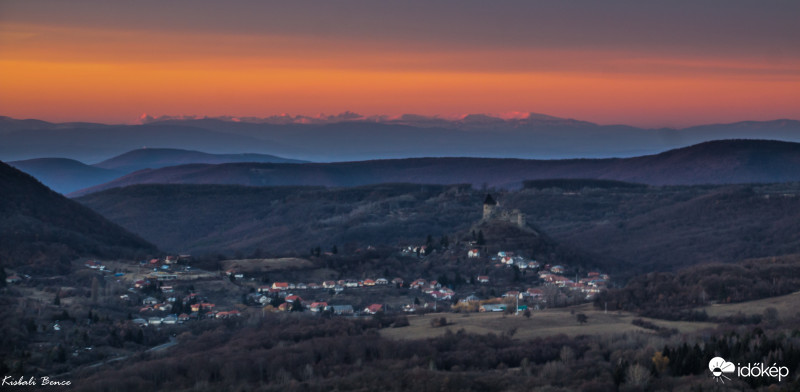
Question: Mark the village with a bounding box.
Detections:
[67,243,611,328]
[3,194,611,331]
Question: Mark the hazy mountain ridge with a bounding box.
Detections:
[0,121,301,162]
[93,148,307,172]
[2,114,799,162]
[9,148,305,194]
[70,139,800,197]
[8,158,125,194]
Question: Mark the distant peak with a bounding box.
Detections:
[135,111,573,128]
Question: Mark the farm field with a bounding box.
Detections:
[221,257,315,273]
[381,303,718,340]
[701,290,800,320]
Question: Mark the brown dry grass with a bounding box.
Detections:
[701,291,800,320]
[381,303,717,341]
[221,257,313,273]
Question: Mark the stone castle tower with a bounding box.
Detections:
[482,194,498,220]
[482,194,526,228]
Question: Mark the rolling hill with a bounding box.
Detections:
[8,148,305,194]
[71,140,800,196]
[0,161,157,274]
[75,181,800,277]
[75,182,604,272]
[93,148,307,173]
[75,183,481,255]
[506,184,800,274]
[8,158,124,194]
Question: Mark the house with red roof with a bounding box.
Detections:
[285,295,303,303]
[410,279,427,289]
[322,281,337,289]
[364,304,383,314]
[526,288,544,298]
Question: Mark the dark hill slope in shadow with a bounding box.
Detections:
[0,161,157,274]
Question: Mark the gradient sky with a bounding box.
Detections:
[1,0,798,128]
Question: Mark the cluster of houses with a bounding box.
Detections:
[132,295,241,327]
[241,280,391,315]
[538,267,609,298]
[469,249,611,299]
[408,279,455,301]
[245,290,385,316]
[449,289,542,313]
[483,251,541,270]
[129,274,240,327]
[401,245,431,257]
[119,246,610,327]
[252,277,404,296]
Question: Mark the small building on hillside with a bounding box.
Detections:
[331,305,354,315]
[364,304,383,314]
[480,304,507,312]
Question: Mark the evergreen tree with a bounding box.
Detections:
[332,245,338,254]
[291,300,303,312]
[425,235,434,250]
[91,276,100,303]
[477,230,485,245]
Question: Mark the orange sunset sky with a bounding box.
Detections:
[1,0,798,128]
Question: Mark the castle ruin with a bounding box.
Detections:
[482,194,526,228]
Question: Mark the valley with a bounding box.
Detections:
[3,142,800,390]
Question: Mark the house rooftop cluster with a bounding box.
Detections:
[256,277,400,295]
[539,269,610,299]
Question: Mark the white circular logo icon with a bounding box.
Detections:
[709,357,735,383]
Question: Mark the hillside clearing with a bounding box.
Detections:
[381,303,717,340]
[701,290,800,320]
[221,257,313,273]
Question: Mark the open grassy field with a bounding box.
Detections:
[221,257,313,273]
[381,303,717,341]
[701,290,800,320]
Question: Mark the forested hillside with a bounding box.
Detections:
[0,161,157,273]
